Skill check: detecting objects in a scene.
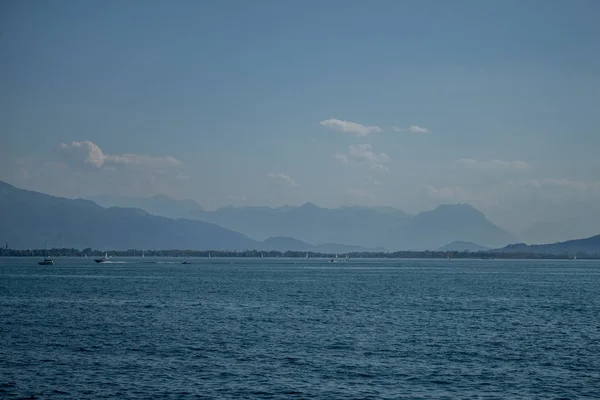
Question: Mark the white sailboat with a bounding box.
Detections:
[95,252,110,263]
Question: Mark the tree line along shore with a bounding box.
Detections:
[0,248,597,259]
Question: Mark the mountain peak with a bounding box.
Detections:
[434,203,480,213]
[299,202,321,210]
[425,203,486,221]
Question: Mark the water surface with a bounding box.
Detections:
[1,258,599,399]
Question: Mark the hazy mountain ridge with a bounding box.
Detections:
[0,181,257,250]
[85,194,518,250]
[197,202,413,246]
[437,241,490,252]
[5,181,598,253]
[87,195,414,246]
[260,236,386,253]
[518,215,600,245]
[90,194,205,220]
[381,204,518,250]
[0,182,389,252]
[499,234,600,255]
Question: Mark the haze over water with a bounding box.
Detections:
[2,258,599,399]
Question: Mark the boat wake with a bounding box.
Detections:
[96,261,127,264]
[143,261,180,264]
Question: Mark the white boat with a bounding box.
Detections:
[38,257,54,266]
[38,241,54,265]
[95,252,110,263]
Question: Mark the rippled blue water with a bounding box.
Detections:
[1,258,600,399]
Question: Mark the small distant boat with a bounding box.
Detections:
[182,261,192,265]
[95,252,110,263]
[38,257,54,266]
[38,241,54,265]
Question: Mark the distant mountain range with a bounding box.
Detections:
[90,194,205,220]
[0,181,256,251]
[499,234,600,255]
[4,181,598,253]
[0,181,383,252]
[87,194,517,250]
[379,204,517,250]
[437,241,489,252]
[518,215,600,245]
[262,236,386,253]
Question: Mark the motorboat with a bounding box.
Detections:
[95,252,110,263]
[38,257,54,266]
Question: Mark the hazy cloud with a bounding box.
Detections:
[335,144,390,172]
[58,141,182,170]
[456,158,530,171]
[348,144,391,172]
[58,141,106,168]
[173,174,189,181]
[393,125,431,133]
[347,187,375,201]
[367,176,384,186]
[320,118,382,137]
[524,179,600,192]
[267,172,297,186]
[425,185,468,199]
[333,153,349,164]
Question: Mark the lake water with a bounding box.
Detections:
[1,258,599,399]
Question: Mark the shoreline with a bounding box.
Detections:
[1,249,598,260]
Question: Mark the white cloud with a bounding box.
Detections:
[348,144,391,172]
[173,174,189,181]
[347,187,375,201]
[267,172,297,186]
[107,153,181,168]
[456,158,530,171]
[227,195,247,203]
[333,153,349,164]
[58,141,182,170]
[393,125,431,133]
[524,179,600,192]
[334,144,390,172]
[59,141,106,168]
[425,185,467,199]
[367,176,384,186]
[320,118,382,137]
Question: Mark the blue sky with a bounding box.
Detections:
[2,0,600,235]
